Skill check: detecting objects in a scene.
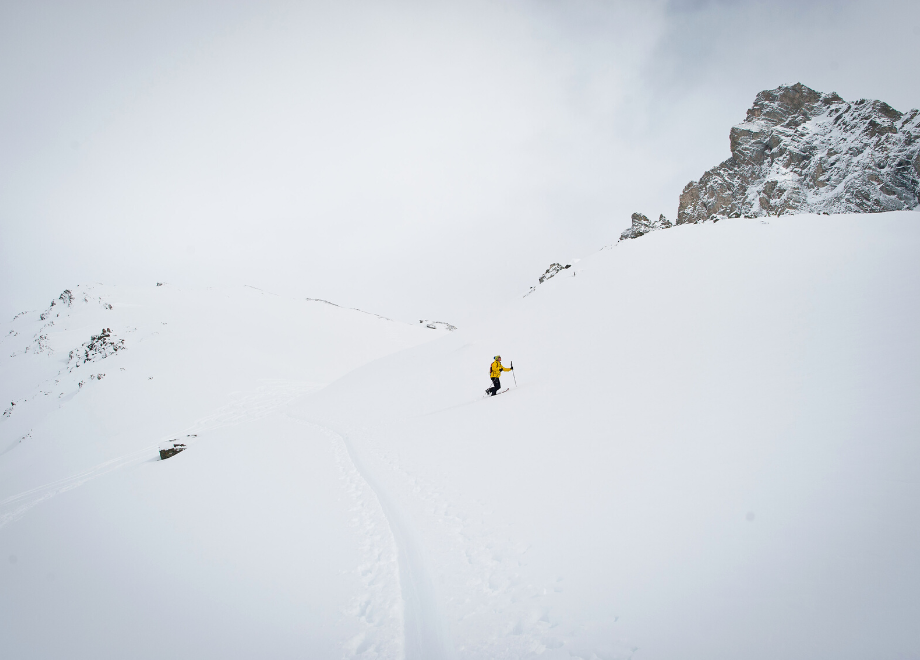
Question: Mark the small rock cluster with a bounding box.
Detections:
[40,290,73,320]
[539,263,572,284]
[38,288,113,320]
[69,328,125,368]
[21,333,52,356]
[57,290,74,306]
[524,263,574,297]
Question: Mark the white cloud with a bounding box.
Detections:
[1,0,917,322]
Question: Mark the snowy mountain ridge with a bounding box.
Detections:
[0,283,445,459]
[623,83,920,240]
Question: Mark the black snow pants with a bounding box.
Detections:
[487,377,501,396]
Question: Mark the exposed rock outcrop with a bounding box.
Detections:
[539,263,571,284]
[159,440,186,460]
[159,435,196,460]
[620,213,672,240]
[524,263,573,297]
[56,290,74,307]
[40,290,73,320]
[68,328,124,369]
[677,83,920,224]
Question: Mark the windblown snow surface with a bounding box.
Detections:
[2,212,920,659]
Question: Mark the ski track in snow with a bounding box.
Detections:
[0,380,322,531]
[2,373,612,657]
[372,448,574,659]
[301,415,599,659]
[339,432,455,660]
[293,416,455,660]
[287,417,408,660]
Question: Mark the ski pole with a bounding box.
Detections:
[511,360,517,387]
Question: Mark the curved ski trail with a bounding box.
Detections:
[294,417,454,660]
[341,431,454,660]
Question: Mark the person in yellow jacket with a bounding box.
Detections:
[486,355,513,396]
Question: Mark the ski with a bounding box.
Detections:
[484,388,510,398]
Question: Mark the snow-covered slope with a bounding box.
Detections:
[287,211,920,659]
[0,284,449,659]
[0,283,445,490]
[2,212,919,659]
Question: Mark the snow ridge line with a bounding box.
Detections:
[292,417,454,660]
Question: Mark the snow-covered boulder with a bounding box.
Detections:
[418,320,458,331]
[677,83,920,224]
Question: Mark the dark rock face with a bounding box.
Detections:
[159,441,186,460]
[677,83,920,224]
[159,435,195,460]
[620,213,672,240]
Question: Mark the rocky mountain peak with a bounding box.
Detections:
[743,83,842,127]
[623,84,919,240]
[676,83,920,225]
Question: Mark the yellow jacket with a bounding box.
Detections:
[490,360,511,378]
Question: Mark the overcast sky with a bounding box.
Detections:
[2,0,918,324]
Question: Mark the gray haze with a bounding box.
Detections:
[2,0,918,324]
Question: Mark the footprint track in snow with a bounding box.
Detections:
[287,418,405,660]
[310,419,577,658]
[377,451,565,658]
[291,416,458,660]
